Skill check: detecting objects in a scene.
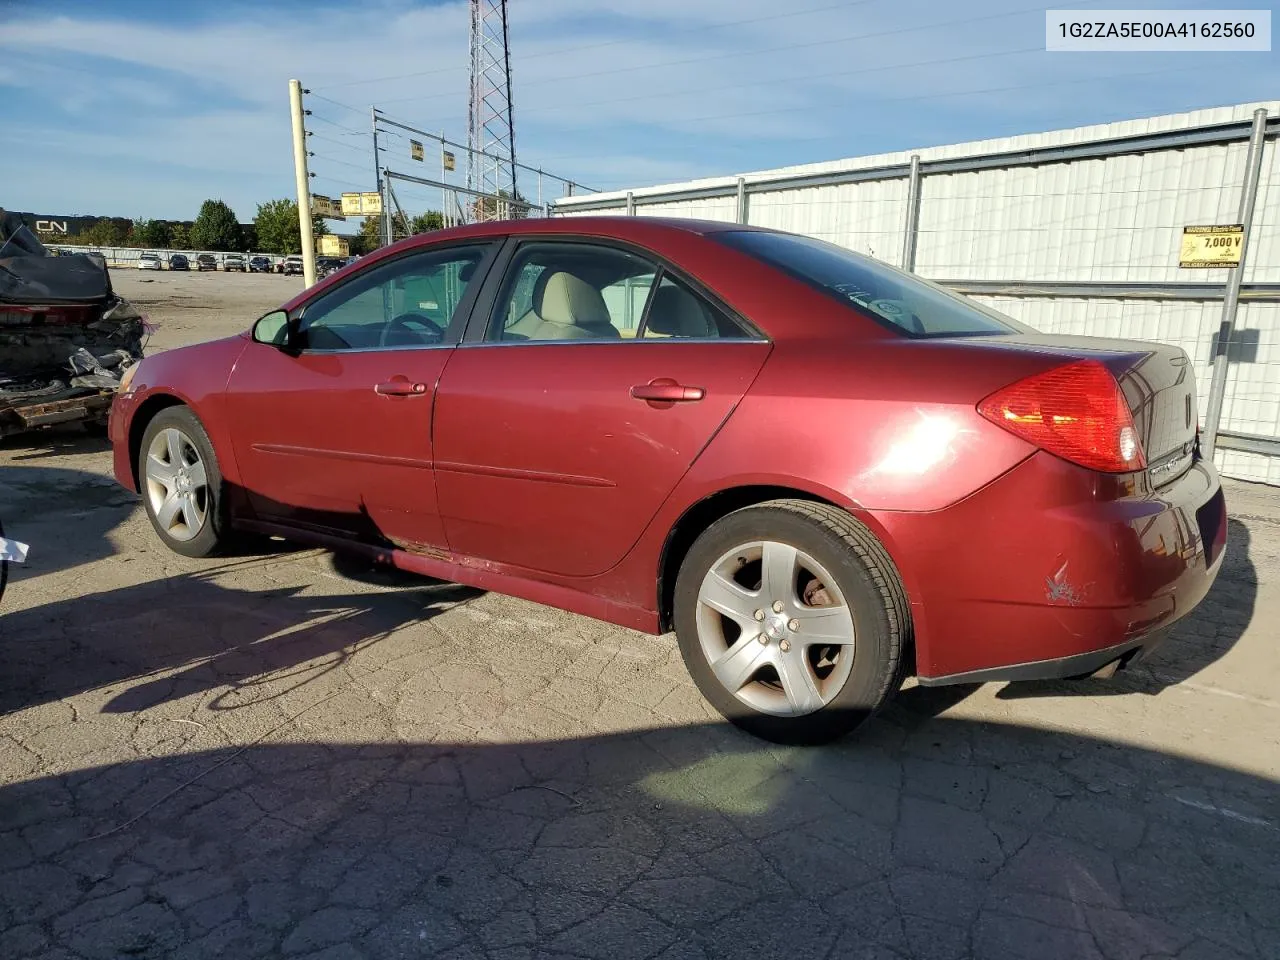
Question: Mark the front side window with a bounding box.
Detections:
[715,229,1031,337]
[297,245,489,351]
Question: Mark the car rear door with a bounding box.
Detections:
[433,238,771,578]
[223,242,498,548]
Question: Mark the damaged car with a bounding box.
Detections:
[1,210,147,438]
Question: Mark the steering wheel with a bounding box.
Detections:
[381,311,445,346]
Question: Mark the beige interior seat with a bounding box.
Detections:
[644,283,715,338]
[526,271,620,341]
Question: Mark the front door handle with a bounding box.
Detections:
[375,379,428,397]
[630,378,705,404]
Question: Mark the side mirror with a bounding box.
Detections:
[252,310,291,347]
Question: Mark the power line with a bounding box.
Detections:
[370,1,1105,108]
[517,45,1045,121]
[523,63,1196,165]
[316,0,871,91]
[309,152,369,174]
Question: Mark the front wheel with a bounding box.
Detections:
[138,406,233,558]
[673,500,909,745]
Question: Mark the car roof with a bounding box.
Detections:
[280,216,775,312]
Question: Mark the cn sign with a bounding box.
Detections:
[35,220,69,235]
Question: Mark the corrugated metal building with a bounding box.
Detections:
[554,101,1280,486]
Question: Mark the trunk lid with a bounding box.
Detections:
[967,333,1199,484]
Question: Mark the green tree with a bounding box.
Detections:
[190,199,243,252]
[130,218,171,248]
[253,198,329,255]
[77,218,129,247]
[410,211,445,234]
[169,223,191,250]
[352,212,408,254]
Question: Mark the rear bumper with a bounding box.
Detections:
[877,452,1228,684]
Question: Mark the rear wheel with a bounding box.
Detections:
[138,406,232,558]
[673,500,908,745]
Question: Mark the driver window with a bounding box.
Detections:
[297,246,488,351]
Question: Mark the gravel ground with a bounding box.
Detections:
[113,271,304,353]
[1,270,1278,960]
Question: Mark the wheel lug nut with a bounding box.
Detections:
[788,619,800,631]
[772,601,784,614]
[753,609,765,621]
[758,634,769,645]
[779,639,791,653]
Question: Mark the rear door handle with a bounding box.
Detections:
[630,378,705,404]
[375,379,428,397]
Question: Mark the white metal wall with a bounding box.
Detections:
[558,101,1280,485]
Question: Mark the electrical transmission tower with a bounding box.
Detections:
[467,0,518,221]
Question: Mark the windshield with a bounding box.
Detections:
[715,229,1030,337]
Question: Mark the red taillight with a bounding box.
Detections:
[977,360,1146,473]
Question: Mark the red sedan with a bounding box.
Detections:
[109,217,1227,743]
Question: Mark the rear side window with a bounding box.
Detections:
[715,229,1030,337]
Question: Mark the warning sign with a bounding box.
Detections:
[1179,224,1244,268]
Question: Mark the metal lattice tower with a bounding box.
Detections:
[467,0,517,221]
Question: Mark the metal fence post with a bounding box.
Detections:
[900,154,921,272]
[1201,108,1268,461]
[735,176,748,224]
[626,191,635,216]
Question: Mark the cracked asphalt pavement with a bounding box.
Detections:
[1,272,1279,960]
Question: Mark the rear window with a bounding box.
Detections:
[715,229,1030,337]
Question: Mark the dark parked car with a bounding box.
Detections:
[108,217,1227,744]
[196,254,218,272]
[168,253,189,271]
[249,256,272,274]
[316,257,346,279]
[223,254,246,273]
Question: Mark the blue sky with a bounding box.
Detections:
[1,0,1275,223]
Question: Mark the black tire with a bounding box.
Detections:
[137,406,232,559]
[673,499,909,745]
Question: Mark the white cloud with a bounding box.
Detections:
[1,0,1276,219]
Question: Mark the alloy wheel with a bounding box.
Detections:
[144,427,209,542]
[695,539,856,717]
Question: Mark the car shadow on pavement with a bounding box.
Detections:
[0,559,483,716]
[993,518,1258,702]
[0,464,134,581]
[0,424,112,462]
[0,714,1275,960]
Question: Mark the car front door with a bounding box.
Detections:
[433,239,771,578]
[224,242,497,549]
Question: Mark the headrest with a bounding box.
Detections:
[536,271,613,329]
[646,283,713,337]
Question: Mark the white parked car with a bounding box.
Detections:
[138,252,163,271]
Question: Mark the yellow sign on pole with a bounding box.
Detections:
[443,151,456,172]
[311,195,345,220]
[411,140,424,162]
[1179,224,1244,268]
[317,235,350,257]
[340,192,384,216]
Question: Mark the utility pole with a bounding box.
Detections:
[288,79,317,288]
[468,0,518,222]
[372,108,385,250]
[1201,107,1268,460]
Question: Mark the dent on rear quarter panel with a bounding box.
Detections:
[128,335,251,485]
